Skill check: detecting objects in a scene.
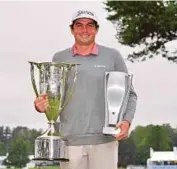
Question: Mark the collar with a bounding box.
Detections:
[72,43,99,56]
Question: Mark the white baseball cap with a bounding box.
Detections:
[71,9,98,23]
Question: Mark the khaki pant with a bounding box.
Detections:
[60,141,118,169]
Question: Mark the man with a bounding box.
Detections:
[34,9,137,169]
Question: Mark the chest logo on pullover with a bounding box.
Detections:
[94,65,106,68]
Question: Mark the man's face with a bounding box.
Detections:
[71,18,98,46]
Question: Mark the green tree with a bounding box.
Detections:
[118,132,136,167]
[0,125,42,156]
[104,1,177,62]
[147,125,172,151]
[0,142,5,155]
[130,124,172,165]
[11,126,42,154]
[4,126,12,155]
[3,139,29,168]
[132,125,150,164]
[0,126,4,141]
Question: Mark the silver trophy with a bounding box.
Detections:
[103,71,132,135]
[29,62,78,161]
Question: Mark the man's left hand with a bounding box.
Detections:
[114,120,130,141]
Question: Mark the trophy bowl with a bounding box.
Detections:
[29,61,79,161]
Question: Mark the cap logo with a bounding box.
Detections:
[76,10,94,17]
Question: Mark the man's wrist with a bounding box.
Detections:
[122,120,131,126]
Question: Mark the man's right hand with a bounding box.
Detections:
[34,94,49,113]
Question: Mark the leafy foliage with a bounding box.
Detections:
[118,124,175,166]
[104,1,177,62]
[3,139,29,168]
[0,124,177,167]
[1,126,42,168]
[0,126,42,156]
[118,133,136,167]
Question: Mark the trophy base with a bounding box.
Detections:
[103,126,121,135]
[34,135,69,161]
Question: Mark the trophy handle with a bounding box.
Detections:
[59,64,78,113]
[29,62,39,97]
[117,74,133,122]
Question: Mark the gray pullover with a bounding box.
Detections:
[52,45,137,146]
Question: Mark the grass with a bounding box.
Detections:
[2,167,125,169]
[0,167,59,169]
[29,167,59,169]
[7,167,126,169]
